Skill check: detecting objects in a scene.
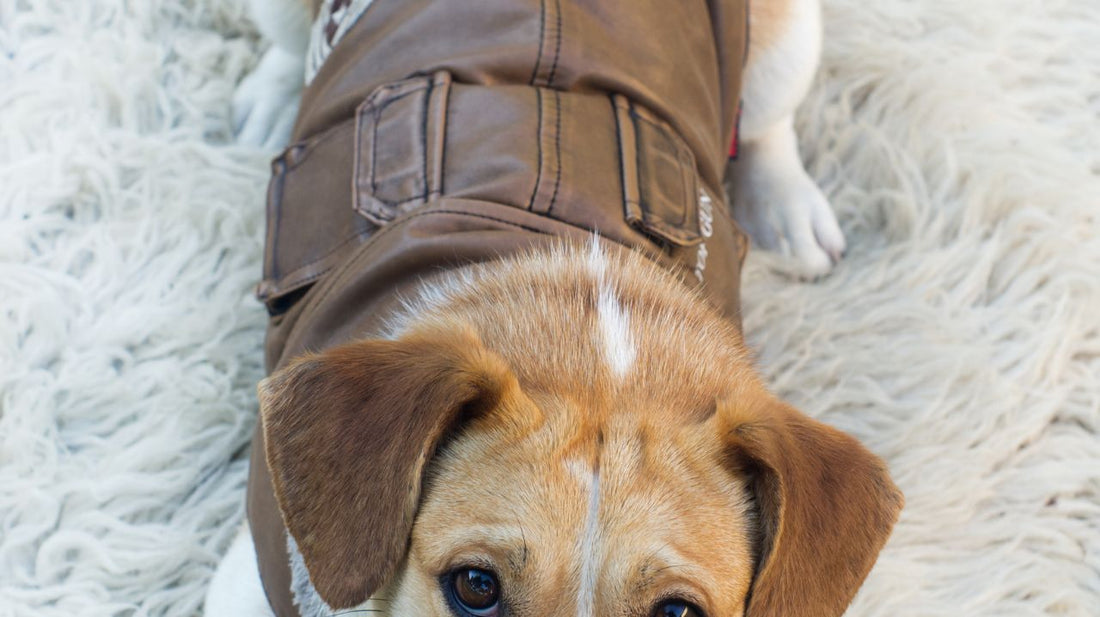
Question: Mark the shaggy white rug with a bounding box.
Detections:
[1,0,1097,615]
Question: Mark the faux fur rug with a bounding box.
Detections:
[1,0,1097,615]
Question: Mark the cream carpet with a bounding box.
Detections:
[1,0,1097,615]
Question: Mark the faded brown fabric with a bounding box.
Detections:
[246,1,749,615]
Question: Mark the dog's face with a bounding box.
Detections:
[395,395,757,617]
[261,333,901,617]
[259,250,902,617]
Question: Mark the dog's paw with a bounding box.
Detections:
[726,121,846,279]
[233,45,305,149]
[730,168,846,279]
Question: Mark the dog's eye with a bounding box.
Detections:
[449,567,500,615]
[653,600,703,617]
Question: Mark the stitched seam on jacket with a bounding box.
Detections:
[526,88,544,211]
[268,163,284,281]
[529,0,547,85]
[438,75,449,196]
[546,0,563,88]
[421,79,432,201]
[610,93,627,231]
[262,264,328,303]
[423,209,550,235]
[369,103,379,197]
[547,89,563,215]
[263,227,375,298]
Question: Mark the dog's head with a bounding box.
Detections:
[260,317,902,617]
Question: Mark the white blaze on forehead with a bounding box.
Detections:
[567,458,602,617]
[587,238,637,377]
[597,288,636,378]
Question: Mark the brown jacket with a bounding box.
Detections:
[247,1,749,614]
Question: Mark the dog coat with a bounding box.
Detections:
[247,1,749,614]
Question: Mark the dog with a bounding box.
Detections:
[206,1,901,616]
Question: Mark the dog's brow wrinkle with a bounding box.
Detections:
[521,522,530,567]
[507,505,530,573]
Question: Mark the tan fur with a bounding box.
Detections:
[748,0,795,57]
[260,242,902,616]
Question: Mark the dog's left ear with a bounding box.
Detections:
[715,393,904,617]
[259,327,522,609]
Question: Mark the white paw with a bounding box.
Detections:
[233,45,305,149]
[730,168,846,279]
[726,119,846,279]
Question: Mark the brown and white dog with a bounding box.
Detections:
[206,1,901,616]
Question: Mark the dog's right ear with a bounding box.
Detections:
[258,327,522,610]
[716,393,904,617]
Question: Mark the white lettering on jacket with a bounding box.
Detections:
[694,189,715,283]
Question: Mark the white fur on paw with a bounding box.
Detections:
[729,165,847,279]
[233,46,305,149]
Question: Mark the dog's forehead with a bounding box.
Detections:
[412,411,755,614]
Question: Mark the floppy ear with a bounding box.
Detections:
[717,395,904,617]
[259,328,520,609]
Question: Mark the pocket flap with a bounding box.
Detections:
[614,94,703,247]
[354,71,451,226]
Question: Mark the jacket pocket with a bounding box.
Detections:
[612,94,703,248]
[353,71,452,225]
[257,120,372,314]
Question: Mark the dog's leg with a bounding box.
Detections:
[205,523,275,617]
[726,0,846,277]
[233,0,313,148]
